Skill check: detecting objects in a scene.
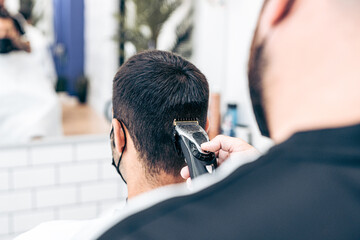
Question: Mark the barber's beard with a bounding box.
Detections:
[248,37,271,137]
[247,0,298,138]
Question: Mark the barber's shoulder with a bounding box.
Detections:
[14,220,89,240]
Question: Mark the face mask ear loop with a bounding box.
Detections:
[117,121,127,184]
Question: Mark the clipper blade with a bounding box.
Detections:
[173,118,199,126]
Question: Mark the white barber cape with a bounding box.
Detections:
[0,25,61,143]
[15,150,260,240]
[14,202,127,240]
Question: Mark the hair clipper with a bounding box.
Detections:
[173,119,217,179]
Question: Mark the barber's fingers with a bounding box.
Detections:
[217,150,230,165]
[181,136,258,181]
[180,167,192,186]
[201,135,247,153]
[180,150,225,180]
[201,135,227,152]
[180,166,190,180]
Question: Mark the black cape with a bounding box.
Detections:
[99,124,360,240]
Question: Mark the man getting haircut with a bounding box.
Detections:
[111,50,209,199]
[13,50,209,240]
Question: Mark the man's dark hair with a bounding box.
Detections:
[113,50,209,178]
[0,6,11,19]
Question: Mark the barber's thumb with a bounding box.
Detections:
[180,166,190,180]
[201,140,218,152]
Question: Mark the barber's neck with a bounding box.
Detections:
[265,17,360,144]
[267,64,360,144]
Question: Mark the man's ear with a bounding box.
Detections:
[205,117,210,132]
[112,119,126,154]
[258,0,295,36]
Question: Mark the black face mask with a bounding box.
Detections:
[0,38,14,54]
[110,122,127,184]
[248,42,270,138]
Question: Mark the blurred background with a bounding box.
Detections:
[0,0,273,239]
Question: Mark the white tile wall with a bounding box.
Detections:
[76,142,111,161]
[59,162,98,184]
[13,166,56,189]
[0,190,32,212]
[30,144,74,165]
[0,170,9,190]
[0,136,126,240]
[0,148,28,168]
[0,215,9,235]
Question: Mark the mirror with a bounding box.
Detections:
[0,0,194,145]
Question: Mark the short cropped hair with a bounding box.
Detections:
[113,50,209,178]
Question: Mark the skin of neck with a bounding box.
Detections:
[262,0,360,143]
[121,136,185,199]
[126,167,185,199]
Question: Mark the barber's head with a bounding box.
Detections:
[0,6,12,35]
[0,7,17,53]
[249,0,360,142]
[112,50,209,197]
[0,6,28,53]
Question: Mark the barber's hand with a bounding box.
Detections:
[8,30,31,53]
[11,38,31,52]
[180,135,260,180]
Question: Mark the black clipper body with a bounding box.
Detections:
[173,119,217,179]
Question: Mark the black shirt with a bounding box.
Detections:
[99,124,360,240]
